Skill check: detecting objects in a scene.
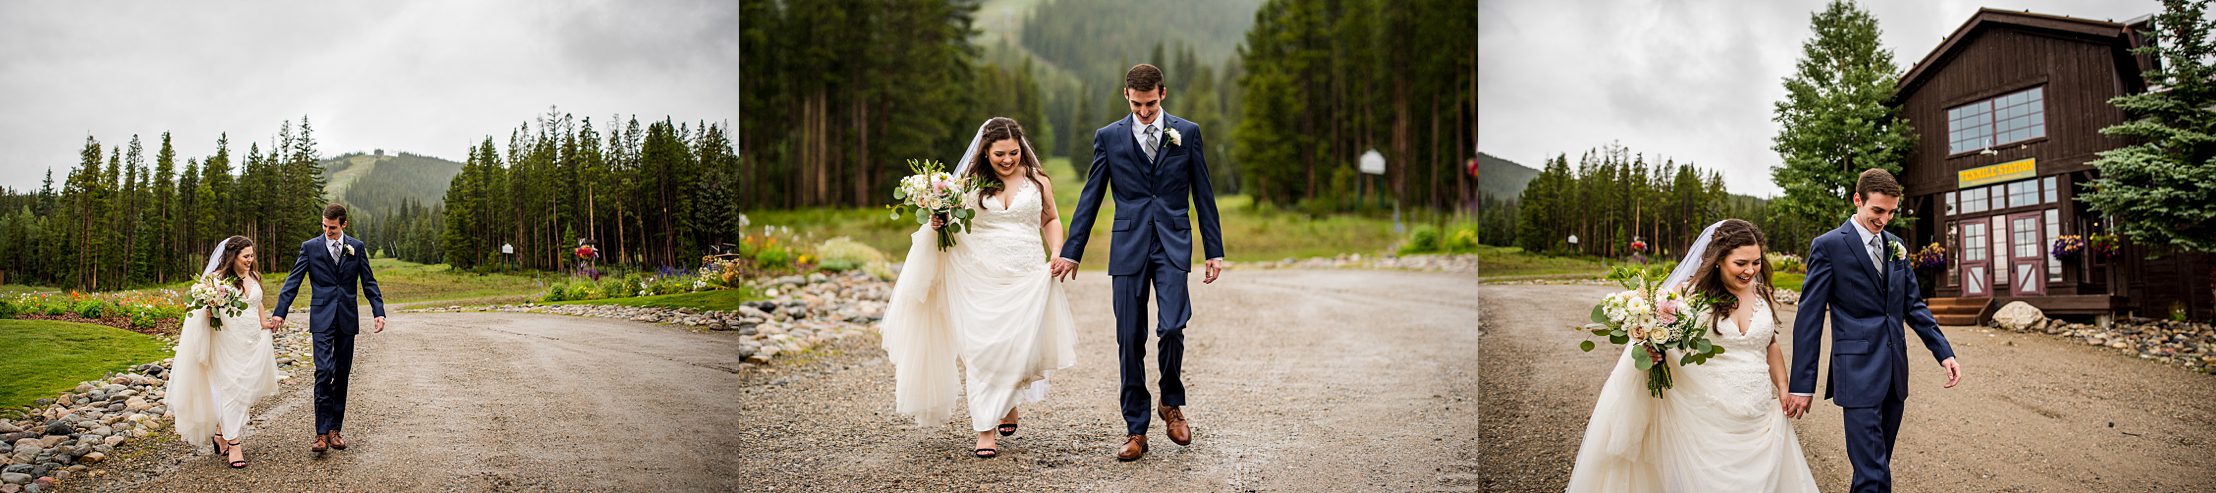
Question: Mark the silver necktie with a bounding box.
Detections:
[1144,125,1159,162]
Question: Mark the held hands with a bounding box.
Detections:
[1049,258,1079,282]
[1782,394,1812,419]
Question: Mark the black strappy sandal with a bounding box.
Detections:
[996,423,1018,437]
[973,447,998,459]
[227,439,247,470]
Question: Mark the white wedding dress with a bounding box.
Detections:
[1566,292,1819,492]
[881,180,1079,432]
[167,280,280,446]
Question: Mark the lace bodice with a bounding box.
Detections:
[1675,290,1781,418]
[957,180,1048,273]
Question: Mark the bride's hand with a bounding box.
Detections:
[929,214,947,230]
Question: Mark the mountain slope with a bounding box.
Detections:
[319,151,463,214]
[1478,152,1540,199]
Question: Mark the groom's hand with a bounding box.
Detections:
[1941,357,1961,388]
[1202,258,1224,284]
[1049,258,1079,281]
[1782,394,1812,419]
[373,316,387,334]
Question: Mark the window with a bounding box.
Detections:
[2043,176,2058,204]
[1992,216,2008,287]
[1948,86,2047,154]
[2045,208,2061,282]
[1947,221,1960,286]
[1945,192,1957,216]
[1961,186,1989,214]
[2009,180,2039,209]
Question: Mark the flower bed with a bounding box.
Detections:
[0,292,189,336]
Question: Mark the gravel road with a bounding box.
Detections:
[64,312,747,492]
[1477,283,2216,492]
[738,269,1482,492]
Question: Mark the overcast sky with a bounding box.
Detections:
[1479,0,2158,198]
[0,0,737,192]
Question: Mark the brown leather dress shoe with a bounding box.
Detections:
[1116,435,1148,461]
[311,433,329,453]
[328,431,348,450]
[1159,405,1192,446]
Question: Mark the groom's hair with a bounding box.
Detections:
[1125,64,1164,93]
[1855,168,1902,199]
[323,203,349,224]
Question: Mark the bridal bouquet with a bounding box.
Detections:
[1577,266,1730,398]
[887,159,977,251]
[185,272,250,330]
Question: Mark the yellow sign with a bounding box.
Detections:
[1958,158,2036,188]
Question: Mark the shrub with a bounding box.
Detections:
[815,237,887,276]
[541,282,571,302]
[1401,226,1441,254]
[0,298,16,319]
[74,300,109,319]
[1765,252,1806,274]
[1444,227,1480,252]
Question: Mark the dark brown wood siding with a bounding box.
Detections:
[1897,27,2134,198]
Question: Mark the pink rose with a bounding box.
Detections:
[1655,300,1680,326]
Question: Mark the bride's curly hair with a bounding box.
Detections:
[214,235,261,288]
[965,117,1045,202]
[1685,219,1778,333]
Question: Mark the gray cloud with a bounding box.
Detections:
[0,0,737,191]
[1481,0,2153,197]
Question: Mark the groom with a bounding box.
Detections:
[1052,63,1225,461]
[1784,168,1962,493]
[271,203,387,454]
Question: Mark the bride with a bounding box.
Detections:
[166,235,281,469]
[1566,219,1819,491]
[880,117,1079,458]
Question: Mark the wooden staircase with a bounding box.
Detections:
[1927,297,1992,326]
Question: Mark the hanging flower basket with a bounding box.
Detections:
[2088,234,2121,261]
[1912,243,1950,272]
[2051,235,2086,261]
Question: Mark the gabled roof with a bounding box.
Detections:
[1896,8,2149,97]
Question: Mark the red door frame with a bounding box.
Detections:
[1959,221,1990,298]
[2008,212,2046,297]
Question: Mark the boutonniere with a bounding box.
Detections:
[343,244,357,257]
[1164,128,1182,147]
[1887,241,1907,262]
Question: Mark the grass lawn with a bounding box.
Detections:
[0,258,552,311]
[750,157,1408,267]
[1772,272,1806,292]
[543,288,764,311]
[0,319,171,411]
[1475,244,1610,281]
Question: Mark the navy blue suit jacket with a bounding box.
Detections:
[1059,113,1225,275]
[272,235,386,335]
[1788,221,1955,408]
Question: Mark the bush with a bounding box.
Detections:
[1765,252,1806,274]
[1444,227,1480,252]
[74,300,109,319]
[541,282,571,302]
[1401,226,1442,254]
[129,310,159,329]
[815,237,888,277]
[0,298,16,319]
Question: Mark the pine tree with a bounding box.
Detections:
[2080,0,2216,308]
[1770,0,1916,229]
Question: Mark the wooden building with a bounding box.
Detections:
[1892,8,2214,323]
